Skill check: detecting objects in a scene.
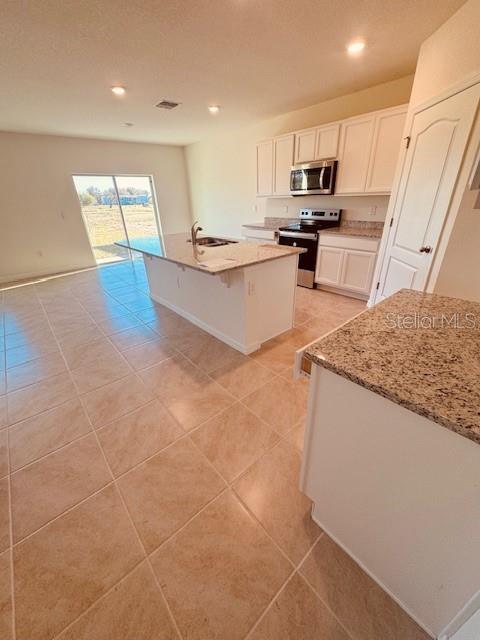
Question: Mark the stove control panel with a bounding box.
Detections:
[299,208,341,222]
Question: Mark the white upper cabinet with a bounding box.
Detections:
[256,105,407,198]
[256,140,274,196]
[315,123,340,160]
[365,106,407,193]
[335,114,376,194]
[294,129,317,164]
[336,105,407,195]
[273,134,294,196]
[294,123,340,164]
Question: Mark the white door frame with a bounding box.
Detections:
[368,71,480,307]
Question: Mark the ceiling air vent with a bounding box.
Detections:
[156,100,180,110]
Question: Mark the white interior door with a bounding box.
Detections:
[376,84,480,302]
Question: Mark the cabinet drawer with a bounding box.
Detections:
[242,227,276,241]
[318,233,379,252]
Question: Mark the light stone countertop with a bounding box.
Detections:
[116,234,305,275]
[320,226,383,239]
[304,289,480,445]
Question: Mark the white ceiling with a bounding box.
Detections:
[0,0,465,145]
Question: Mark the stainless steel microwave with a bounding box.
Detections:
[290,160,337,195]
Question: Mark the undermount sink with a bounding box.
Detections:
[187,236,238,247]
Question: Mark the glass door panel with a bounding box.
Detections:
[113,175,161,242]
[73,175,129,264]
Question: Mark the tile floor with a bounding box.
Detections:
[0,260,430,640]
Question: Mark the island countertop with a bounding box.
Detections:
[116,234,305,275]
[304,289,480,444]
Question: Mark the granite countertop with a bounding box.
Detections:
[320,226,383,239]
[304,289,480,445]
[116,234,305,275]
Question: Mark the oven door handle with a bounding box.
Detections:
[318,167,326,190]
[279,231,318,240]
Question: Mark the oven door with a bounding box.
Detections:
[278,231,318,288]
[290,161,337,195]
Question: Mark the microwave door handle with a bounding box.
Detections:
[318,167,325,190]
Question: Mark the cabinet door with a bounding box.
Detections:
[294,129,316,164]
[339,249,376,294]
[315,123,340,159]
[256,140,273,196]
[315,246,344,285]
[335,115,375,194]
[273,134,294,196]
[365,106,407,193]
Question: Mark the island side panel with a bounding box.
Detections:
[244,253,298,346]
[300,365,480,639]
[142,252,298,354]
[143,254,248,351]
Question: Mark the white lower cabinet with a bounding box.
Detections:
[315,234,379,298]
[315,246,344,286]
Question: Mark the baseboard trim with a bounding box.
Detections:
[149,291,259,355]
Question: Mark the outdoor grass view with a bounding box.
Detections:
[73,175,160,264]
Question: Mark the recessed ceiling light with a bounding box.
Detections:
[111,86,126,96]
[347,41,365,55]
[121,122,134,127]
[208,105,221,114]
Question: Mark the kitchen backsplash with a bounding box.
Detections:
[263,194,389,222]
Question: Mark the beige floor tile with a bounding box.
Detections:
[6,351,66,392]
[191,403,279,482]
[96,313,142,336]
[299,535,430,640]
[81,373,154,428]
[56,562,177,640]
[7,372,77,425]
[14,485,144,640]
[0,551,13,640]
[209,355,274,399]
[9,398,91,471]
[140,356,234,431]
[249,573,349,640]
[234,442,320,565]
[294,308,315,326]
[122,337,176,371]
[97,400,184,476]
[250,336,297,374]
[4,325,54,350]
[284,419,306,452]
[109,324,159,352]
[58,324,105,351]
[70,348,131,394]
[150,491,291,640]
[0,396,6,428]
[5,340,59,369]
[118,438,224,553]
[11,434,111,541]
[62,336,119,370]
[50,314,97,341]
[180,333,242,373]
[152,316,210,351]
[0,479,9,553]
[0,430,7,478]
[243,375,308,435]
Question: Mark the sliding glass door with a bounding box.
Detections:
[73,174,161,264]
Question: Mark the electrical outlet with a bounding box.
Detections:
[369,205,377,217]
[252,204,258,213]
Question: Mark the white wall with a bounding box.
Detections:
[409,0,480,109]
[186,76,414,238]
[0,132,192,283]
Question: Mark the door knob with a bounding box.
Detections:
[419,246,433,254]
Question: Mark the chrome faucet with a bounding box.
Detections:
[191,220,203,247]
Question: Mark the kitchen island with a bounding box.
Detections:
[298,290,480,639]
[117,234,305,354]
